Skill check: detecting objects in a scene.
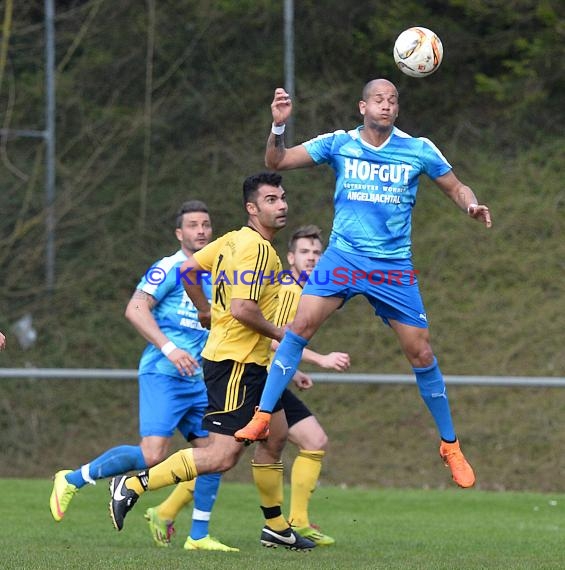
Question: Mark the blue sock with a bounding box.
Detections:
[259,330,308,412]
[413,357,456,442]
[65,445,148,489]
[190,472,222,540]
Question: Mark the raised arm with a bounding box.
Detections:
[271,337,350,371]
[265,87,316,171]
[434,170,492,228]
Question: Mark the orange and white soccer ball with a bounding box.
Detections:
[393,27,443,78]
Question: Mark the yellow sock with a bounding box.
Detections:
[252,461,287,531]
[157,480,195,521]
[125,448,198,495]
[289,450,325,528]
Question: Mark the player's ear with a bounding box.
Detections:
[245,201,257,215]
[175,227,183,242]
[359,100,366,115]
[287,251,294,266]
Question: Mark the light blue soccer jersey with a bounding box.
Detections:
[304,126,452,258]
[136,250,211,380]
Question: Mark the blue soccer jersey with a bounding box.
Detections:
[303,126,452,258]
[136,249,211,380]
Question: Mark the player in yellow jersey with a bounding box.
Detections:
[275,225,349,546]
[109,172,316,550]
[143,224,350,548]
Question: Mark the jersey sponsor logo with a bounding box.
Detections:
[349,147,363,157]
[344,158,413,184]
[273,359,292,376]
[346,191,401,204]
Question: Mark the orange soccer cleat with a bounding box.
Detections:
[234,408,271,444]
[439,439,476,488]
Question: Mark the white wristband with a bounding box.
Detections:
[161,341,177,357]
[467,203,478,214]
[271,123,286,135]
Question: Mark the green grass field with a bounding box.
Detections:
[1,480,563,569]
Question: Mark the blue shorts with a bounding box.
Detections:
[139,372,209,440]
[303,246,429,328]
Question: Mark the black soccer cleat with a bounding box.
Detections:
[109,476,139,531]
[260,525,316,551]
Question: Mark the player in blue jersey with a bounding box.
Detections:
[235,79,492,488]
[49,200,237,551]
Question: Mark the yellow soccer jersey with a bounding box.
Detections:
[273,279,302,327]
[269,278,302,368]
[193,226,282,366]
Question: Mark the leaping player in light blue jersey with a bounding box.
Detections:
[50,200,238,552]
[236,79,492,489]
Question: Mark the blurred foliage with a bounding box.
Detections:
[0,0,563,377]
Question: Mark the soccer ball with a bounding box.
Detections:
[393,27,443,78]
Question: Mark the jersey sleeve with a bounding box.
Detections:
[419,137,452,180]
[303,131,337,164]
[137,257,179,303]
[193,233,230,271]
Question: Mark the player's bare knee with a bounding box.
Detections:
[143,450,167,467]
[415,348,435,368]
[407,344,434,368]
[215,455,238,472]
[313,431,329,450]
[288,423,329,451]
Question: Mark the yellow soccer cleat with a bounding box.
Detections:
[439,439,476,488]
[184,535,240,552]
[50,470,78,522]
[144,507,175,547]
[295,524,335,546]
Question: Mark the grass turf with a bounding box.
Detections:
[1,480,563,569]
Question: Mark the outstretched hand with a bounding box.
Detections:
[167,347,199,376]
[271,88,293,126]
[292,370,313,391]
[468,204,492,228]
[319,351,351,372]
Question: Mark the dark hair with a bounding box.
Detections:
[242,171,283,207]
[175,200,209,228]
[288,224,323,252]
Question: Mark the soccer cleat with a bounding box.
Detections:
[234,408,271,444]
[439,439,476,488]
[144,507,175,547]
[260,525,316,551]
[295,524,335,546]
[184,535,240,552]
[49,470,78,522]
[109,476,139,531]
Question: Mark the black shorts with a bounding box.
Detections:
[202,358,283,436]
[281,388,312,428]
